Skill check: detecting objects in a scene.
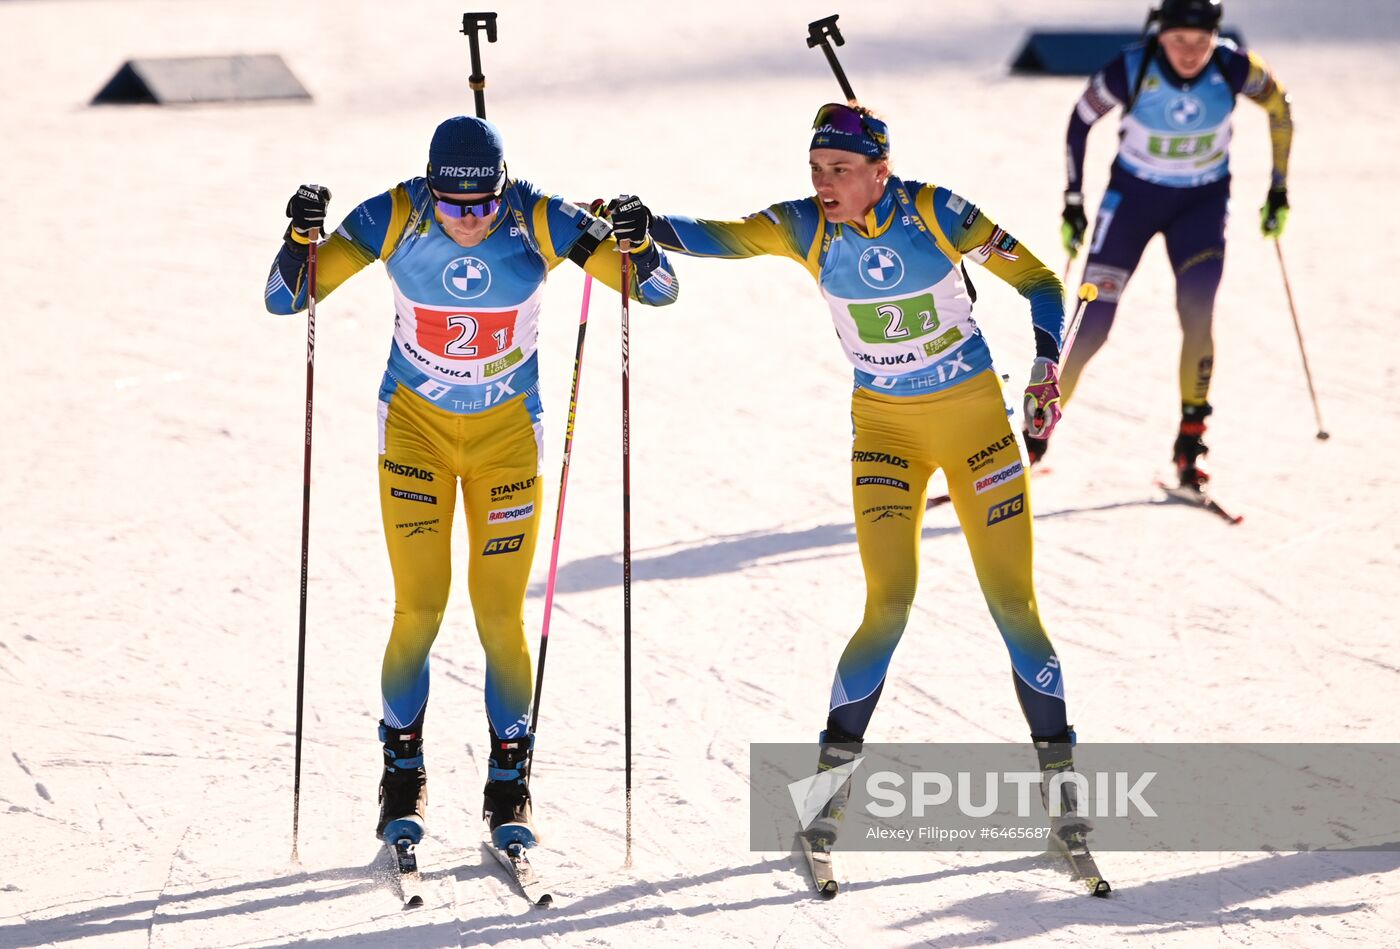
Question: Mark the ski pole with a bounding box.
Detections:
[925,283,1097,512]
[460,13,498,119]
[526,273,595,781]
[806,15,857,104]
[1273,240,1329,440]
[291,225,321,862]
[1060,281,1099,366]
[619,244,635,869]
[1032,281,1097,435]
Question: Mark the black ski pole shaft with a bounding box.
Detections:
[619,245,634,868]
[291,225,320,862]
[806,15,858,104]
[460,12,498,119]
[1274,240,1329,439]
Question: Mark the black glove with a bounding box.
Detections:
[1061,191,1088,257]
[606,194,652,252]
[1260,186,1289,238]
[285,184,331,243]
[1024,433,1049,466]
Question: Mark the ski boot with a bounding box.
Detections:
[483,732,536,850]
[1033,726,1090,840]
[1033,726,1111,895]
[1173,402,1213,491]
[797,725,863,898]
[376,720,428,845]
[802,726,864,848]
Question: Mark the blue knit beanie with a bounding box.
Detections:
[426,116,505,194]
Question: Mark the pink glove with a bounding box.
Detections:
[1023,357,1062,440]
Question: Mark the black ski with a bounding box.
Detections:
[485,821,551,907]
[1050,827,1112,897]
[1154,479,1244,524]
[485,838,553,907]
[796,833,840,898]
[387,836,426,909]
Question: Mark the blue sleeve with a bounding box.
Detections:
[921,182,986,245]
[541,193,608,262]
[1214,40,1252,96]
[1067,51,1131,192]
[507,179,680,306]
[508,178,620,267]
[652,198,823,264]
[264,191,389,314]
[264,242,308,315]
[337,190,395,259]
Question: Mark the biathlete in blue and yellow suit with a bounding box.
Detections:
[648,102,1086,841]
[1052,0,1293,488]
[264,116,677,849]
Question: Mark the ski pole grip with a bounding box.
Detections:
[806,15,858,105]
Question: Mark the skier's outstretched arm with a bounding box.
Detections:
[652,199,825,276]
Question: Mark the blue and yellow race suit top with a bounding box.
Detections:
[265,178,679,416]
[651,178,1064,396]
[1067,38,1293,191]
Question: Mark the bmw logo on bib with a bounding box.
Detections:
[858,246,904,291]
[1166,94,1204,130]
[443,257,491,300]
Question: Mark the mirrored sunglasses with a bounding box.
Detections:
[811,102,888,154]
[434,191,502,219]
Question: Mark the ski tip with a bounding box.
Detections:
[405,893,425,909]
[1090,878,1112,897]
[535,893,554,909]
[819,879,839,899]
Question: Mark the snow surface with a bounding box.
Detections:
[3,0,1399,946]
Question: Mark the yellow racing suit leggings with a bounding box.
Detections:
[830,369,1069,741]
[377,383,543,741]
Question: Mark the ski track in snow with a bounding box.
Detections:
[3,0,1400,946]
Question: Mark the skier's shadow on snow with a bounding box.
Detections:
[451,846,1400,945]
[890,845,1400,946]
[4,858,417,949]
[11,845,1395,946]
[530,499,1159,597]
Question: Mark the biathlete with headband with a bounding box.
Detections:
[646,102,1089,847]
